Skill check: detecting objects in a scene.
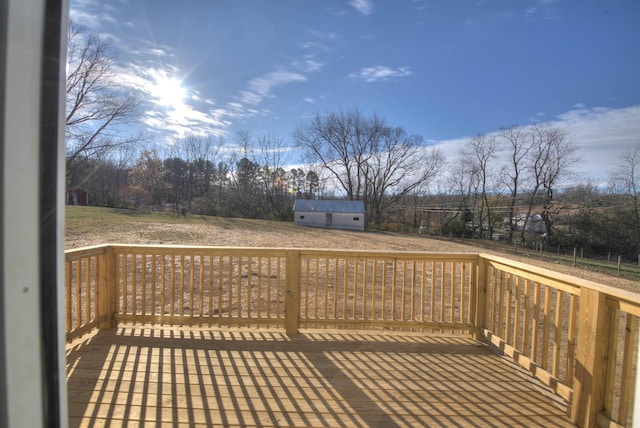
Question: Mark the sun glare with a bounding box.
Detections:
[153,77,186,108]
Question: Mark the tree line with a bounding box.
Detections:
[68,134,321,221]
[65,21,640,259]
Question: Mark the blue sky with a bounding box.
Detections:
[70,0,640,184]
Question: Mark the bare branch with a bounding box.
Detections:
[65,21,141,180]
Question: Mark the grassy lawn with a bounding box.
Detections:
[65,205,640,290]
[66,205,215,227]
[65,205,294,234]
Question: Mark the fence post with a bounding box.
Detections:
[99,245,117,329]
[571,287,610,427]
[472,255,487,341]
[633,326,640,428]
[285,250,301,335]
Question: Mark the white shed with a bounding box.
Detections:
[293,200,366,231]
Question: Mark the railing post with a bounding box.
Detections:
[98,245,117,329]
[472,255,487,340]
[633,325,640,427]
[571,287,610,427]
[285,250,301,335]
[97,250,107,329]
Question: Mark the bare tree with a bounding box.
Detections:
[463,134,498,239]
[182,135,223,211]
[499,126,533,243]
[611,143,640,254]
[445,156,479,237]
[234,130,255,159]
[526,124,578,245]
[65,21,141,180]
[256,134,290,171]
[85,147,134,207]
[256,134,294,219]
[365,127,444,226]
[295,109,442,227]
[294,109,383,202]
[225,131,262,217]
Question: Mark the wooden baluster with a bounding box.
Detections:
[541,286,552,370]
[565,294,577,388]
[552,291,564,378]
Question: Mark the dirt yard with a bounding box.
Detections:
[65,211,639,294]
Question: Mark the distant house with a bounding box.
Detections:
[66,187,89,206]
[510,213,546,234]
[293,199,365,231]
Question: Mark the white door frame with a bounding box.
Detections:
[0,0,69,426]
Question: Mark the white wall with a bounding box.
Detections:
[294,211,364,231]
[294,211,327,228]
[332,213,364,231]
[1,0,69,426]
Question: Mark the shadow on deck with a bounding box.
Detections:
[66,325,574,427]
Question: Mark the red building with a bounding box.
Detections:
[66,187,89,206]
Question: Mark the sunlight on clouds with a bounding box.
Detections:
[152,76,186,109]
[116,63,236,143]
[143,103,229,143]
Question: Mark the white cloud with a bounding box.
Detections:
[303,60,324,72]
[292,57,325,73]
[301,31,338,52]
[432,105,640,184]
[69,0,121,31]
[349,66,413,83]
[301,41,331,51]
[109,60,239,142]
[141,104,229,143]
[551,105,640,180]
[68,2,314,145]
[554,105,640,145]
[240,71,307,105]
[349,0,374,15]
[525,0,561,19]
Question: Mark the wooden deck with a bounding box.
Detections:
[66,325,574,427]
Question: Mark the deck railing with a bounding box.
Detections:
[65,244,640,427]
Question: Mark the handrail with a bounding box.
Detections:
[478,252,639,427]
[480,252,640,304]
[64,244,640,427]
[64,245,108,341]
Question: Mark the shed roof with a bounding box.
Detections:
[293,199,365,213]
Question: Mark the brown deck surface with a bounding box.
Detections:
[66,326,575,427]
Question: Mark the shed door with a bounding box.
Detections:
[325,212,333,227]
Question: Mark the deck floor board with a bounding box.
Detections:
[66,326,574,427]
